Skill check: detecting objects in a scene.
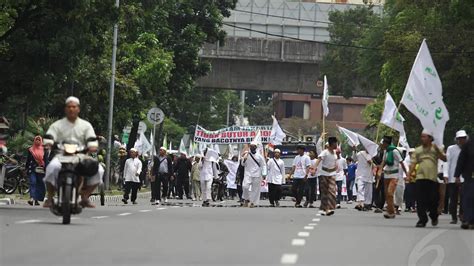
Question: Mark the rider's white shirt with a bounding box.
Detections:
[46,117,96,146]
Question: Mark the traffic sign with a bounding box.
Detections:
[147,108,164,125]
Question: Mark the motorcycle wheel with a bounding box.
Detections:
[3,177,18,194]
[61,184,72,225]
[18,178,30,195]
[211,184,218,202]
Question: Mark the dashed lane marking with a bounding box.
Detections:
[308,223,317,226]
[118,212,132,216]
[91,216,109,219]
[138,210,152,212]
[312,218,320,222]
[156,207,167,210]
[304,226,314,230]
[280,254,298,265]
[316,213,322,216]
[297,231,310,237]
[15,219,42,224]
[291,239,306,246]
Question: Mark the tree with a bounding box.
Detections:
[322,1,474,146]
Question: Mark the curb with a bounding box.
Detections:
[89,192,151,203]
[0,198,15,205]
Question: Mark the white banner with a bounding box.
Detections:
[194,125,272,144]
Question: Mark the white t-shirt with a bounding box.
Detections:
[383,148,403,179]
[318,149,337,176]
[335,158,348,181]
[267,158,286,185]
[123,157,142,183]
[292,154,311,179]
[46,117,96,147]
[355,151,373,183]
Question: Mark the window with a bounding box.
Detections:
[326,103,344,121]
[284,101,310,120]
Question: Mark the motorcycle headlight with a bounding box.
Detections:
[64,143,79,154]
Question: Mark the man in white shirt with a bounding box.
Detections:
[315,137,338,216]
[288,145,311,208]
[444,130,468,224]
[241,142,266,208]
[355,149,374,211]
[122,148,142,204]
[43,96,103,208]
[378,136,408,219]
[200,148,219,207]
[335,149,348,209]
[267,149,285,207]
[224,156,240,200]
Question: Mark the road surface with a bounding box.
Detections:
[1,198,473,265]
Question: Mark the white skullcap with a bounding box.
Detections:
[250,141,258,146]
[65,96,80,105]
[274,149,281,153]
[159,147,167,151]
[43,139,54,146]
[455,130,468,139]
[421,128,433,137]
[130,148,138,153]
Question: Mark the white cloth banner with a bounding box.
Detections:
[270,115,286,145]
[381,92,406,135]
[338,126,360,147]
[322,75,329,117]
[134,133,152,155]
[401,39,449,145]
[179,138,186,155]
[357,134,378,158]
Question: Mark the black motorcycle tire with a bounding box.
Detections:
[62,184,72,225]
[18,178,30,195]
[3,176,18,194]
[211,183,219,202]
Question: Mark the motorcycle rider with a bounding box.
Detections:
[43,96,103,208]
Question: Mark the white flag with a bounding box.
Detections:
[401,39,449,145]
[270,115,286,145]
[399,132,410,151]
[357,134,378,158]
[134,133,152,155]
[337,126,360,147]
[381,92,406,135]
[322,75,329,117]
[179,138,186,155]
[149,131,155,156]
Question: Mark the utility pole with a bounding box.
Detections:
[105,0,120,192]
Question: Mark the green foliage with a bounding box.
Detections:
[322,1,474,146]
[0,0,237,145]
[7,117,55,154]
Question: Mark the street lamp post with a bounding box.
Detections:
[105,0,120,193]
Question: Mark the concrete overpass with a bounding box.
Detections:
[197,37,326,94]
[196,0,382,94]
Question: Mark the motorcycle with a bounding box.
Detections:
[50,140,98,224]
[0,161,29,195]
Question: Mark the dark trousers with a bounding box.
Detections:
[292,179,305,205]
[228,188,237,199]
[446,183,463,221]
[462,181,474,224]
[346,178,355,201]
[123,181,140,202]
[305,178,317,204]
[404,183,416,209]
[336,180,343,204]
[168,177,176,198]
[176,176,190,199]
[374,179,385,209]
[268,183,282,204]
[151,173,169,201]
[415,179,439,224]
[237,185,243,201]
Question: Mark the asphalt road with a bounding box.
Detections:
[1,198,473,266]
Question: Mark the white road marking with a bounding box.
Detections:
[15,219,42,224]
[91,216,109,219]
[219,201,226,204]
[316,213,322,216]
[291,239,306,246]
[304,226,314,230]
[297,231,310,237]
[138,210,152,213]
[312,218,321,222]
[156,207,167,210]
[281,254,298,264]
[308,223,317,226]
[171,206,180,208]
[118,212,132,216]
[57,217,80,220]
